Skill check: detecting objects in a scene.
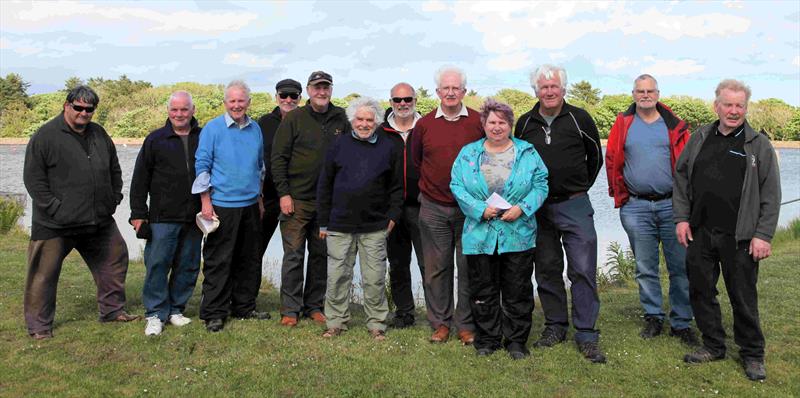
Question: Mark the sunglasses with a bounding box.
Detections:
[391,97,414,104]
[71,104,95,113]
[278,93,300,100]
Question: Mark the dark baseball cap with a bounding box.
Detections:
[307,71,333,86]
[276,79,302,94]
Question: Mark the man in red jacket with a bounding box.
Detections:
[605,74,698,346]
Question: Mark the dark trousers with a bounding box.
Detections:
[199,204,263,320]
[259,198,281,257]
[534,194,600,343]
[686,227,764,360]
[467,249,535,353]
[278,198,327,317]
[24,221,129,334]
[387,204,426,319]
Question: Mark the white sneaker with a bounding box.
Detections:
[168,313,192,327]
[145,316,163,336]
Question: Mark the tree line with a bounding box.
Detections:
[1,73,799,140]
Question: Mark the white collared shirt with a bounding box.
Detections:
[387,111,422,141]
[435,103,469,122]
[224,112,253,129]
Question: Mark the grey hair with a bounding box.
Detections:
[715,79,751,103]
[390,82,416,98]
[65,85,100,106]
[633,74,659,91]
[224,80,251,100]
[529,64,568,95]
[166,90,194,109]
[346,96,383,123]
[434,66,467,88]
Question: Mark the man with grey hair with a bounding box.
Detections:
[411,66,483,344]
[380,82,426,329]
[515,64,605,363]
[194,80,269,332]
[674,79,780,381]
[130,91,203,336]
[272,71,350,327]
[23,85,137,339]
[316,97,403,339]
[605,74,698,346]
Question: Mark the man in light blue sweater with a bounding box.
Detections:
[193,80,269,332]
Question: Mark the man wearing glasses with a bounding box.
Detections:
[23,85,138,340]
[257,79,302,271]
[515,64,605,363]
[272,71,350,327]
[379,83,425,329]
[411,66,483,345]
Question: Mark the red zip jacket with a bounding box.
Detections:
[605,102,689,208]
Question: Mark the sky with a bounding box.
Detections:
[1,0,799,105]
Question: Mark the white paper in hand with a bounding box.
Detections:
[485,192,512,210]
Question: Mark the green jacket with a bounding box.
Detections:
[271,103,349,201]
[673,120,781,242]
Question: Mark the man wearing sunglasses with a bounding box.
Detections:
[272,71,350,327]
[23,85,138,340]
[379,83,425,329]
[257,79,302,274]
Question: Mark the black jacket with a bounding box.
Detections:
[24,112,123,230]
[129,117,202,223]
[379,110,421,206]
[257,107,282,202]
[515,101,603,198]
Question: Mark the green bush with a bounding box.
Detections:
[0,196,24,234]
[599,241,636,289]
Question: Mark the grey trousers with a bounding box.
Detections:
[418,195,474,332]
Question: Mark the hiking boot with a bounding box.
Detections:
[391,314,415,329]
[670,327,700,347]
[476,347,495,357]
[743,359,766,381]
[144,316,163,336]
[578,341,607,364]
[458,330,475,346]
[640,316,663,339]
[430,325,450,343]
[508,350,529,360]
[683,347,725,363]
[205,318,225,333]
[236,310,271,320]
[533,326,566,348]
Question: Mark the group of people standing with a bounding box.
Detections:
[22,64,780,382]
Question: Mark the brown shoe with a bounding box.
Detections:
[31,330,53,340]
[111,311,140,322]
[458,330,475,346]
[322,327,342,338]
[280,315,298,327]
[309,312,327,325]
[369,329,386,342]
[430,325,450,343]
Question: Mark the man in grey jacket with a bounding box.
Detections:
[673,79,781,381]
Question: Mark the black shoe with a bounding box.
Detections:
[206,318,225,332]
[508,350,529,360]
[476,347,495,357]
[578,341,606,364]
[533,326,567,348]
[743,359,766,381]
[640,316,663,339]
[236,310,271,320]
[683,347,725,363]
[391,314,415,329]
[670,327,700,347]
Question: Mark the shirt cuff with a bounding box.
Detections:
[191,171,212,194]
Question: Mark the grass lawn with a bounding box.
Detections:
[1,226,798,397]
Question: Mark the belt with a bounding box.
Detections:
[545,191,586,204]
[630,192,672,201]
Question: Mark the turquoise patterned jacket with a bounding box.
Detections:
[450,138,549,255]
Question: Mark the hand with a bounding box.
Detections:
[319,230,328,239]
[201,200,217,221]
[387,220,396,234]
[280,195,294,216]
[482,206,499,220]
[131,219,145,232]
[749,237,771,261]
[258,196,265,220]
[676,222,693,247]
[500,205,523,222]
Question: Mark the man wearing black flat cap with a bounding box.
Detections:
[272,71,350,327]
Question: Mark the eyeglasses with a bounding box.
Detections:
[437,86,463,94]
[71,104,95,113]
[391,97,414,104]
[278,93,299,100]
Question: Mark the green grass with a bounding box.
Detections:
[1,225,798,397]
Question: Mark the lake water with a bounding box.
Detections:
[2,145,799,301]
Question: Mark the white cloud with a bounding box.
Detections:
[595,56,637,71]
[222,52,276,68]
[191,41,218,50]
[642,58,705,76]
[0,36,93,57]
[421,1,448,12]
[724,1,745,9]
[487,51,531,71]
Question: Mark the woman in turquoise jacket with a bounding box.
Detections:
[450,98,549,359]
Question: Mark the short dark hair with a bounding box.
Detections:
[66,85,100,106]
[479,98,514,126]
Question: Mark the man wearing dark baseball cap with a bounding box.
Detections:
[272,70,349,327]
[257,78,304,273]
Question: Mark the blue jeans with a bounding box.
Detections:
[620,197,692,330]
[143,223,202,321]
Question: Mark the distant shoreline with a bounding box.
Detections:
[2,137,800,148]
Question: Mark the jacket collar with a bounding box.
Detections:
[162,116,201,137]
[622,102,683,130]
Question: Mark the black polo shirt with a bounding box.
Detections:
[689,122,746,233]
